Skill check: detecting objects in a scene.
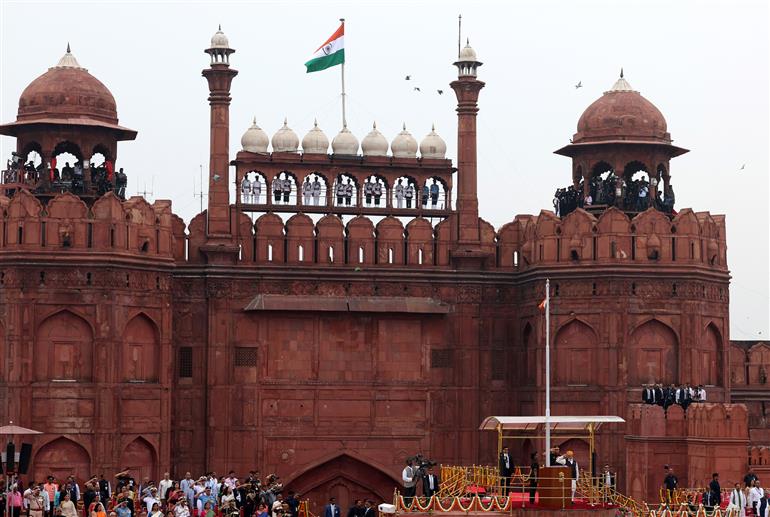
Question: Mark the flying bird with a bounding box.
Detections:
[575,81,582,89]
[739,164,746,171]
[437,89,444,95]
[413,87,421,92]
[405,75,412,80]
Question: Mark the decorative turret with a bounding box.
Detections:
[450,38,486,259]
[202,26,239,262]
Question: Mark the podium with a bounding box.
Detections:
[537,466,571,509]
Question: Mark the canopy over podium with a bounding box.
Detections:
[479,415,625,474]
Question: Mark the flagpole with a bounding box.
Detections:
[545,277,552,467]
[340,18,347,128]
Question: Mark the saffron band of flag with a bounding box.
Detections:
[305,23,345,73]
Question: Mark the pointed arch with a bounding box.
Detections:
[33,437,91,483]
[122,313,160,382]
[284,452,400,513]
[35,309,94,381]
[554,319,597,385]
[628,319,678,385]
[120,436,157,484]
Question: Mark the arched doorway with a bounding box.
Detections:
[33,437,91,483]
[120,437,157,483]
[698,324,722,386]
[285,454,399,513]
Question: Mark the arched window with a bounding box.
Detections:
[270,171,297,205]
[623,161,651,212]
[358,246,364,263]
[589,161,615,206]
[422,177,448,210]
[52,141,83,186]
[298,244,304,262]
[418,248,423,265]
[332,173,358,207]
[267,243,273,261]
[392,176,418,209]
[362,174,387,208]
[328,246,335,263]
[388,247,394,264]
[300,172,328,207]
[241,171,267,204]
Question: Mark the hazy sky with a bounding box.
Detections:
[1,0,767,339]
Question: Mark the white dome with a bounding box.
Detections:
[271,118,299,153]
[390,124,418,158]
[301,120,329,154]
[241,117,269,153]
[361,122,389,157]
[419,124,447,159]
[458,39,477,62]
[331,125,360,155]
[210,25,230,48]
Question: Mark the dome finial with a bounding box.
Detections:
[314,118,318,127]
[283,117,288,126]
[66,42,71,53]
[402,122,407,131]
[466,37,470,45]
[218,24,222,31]
[373,121,377,129]
[252,116,256,125]
[620,67,624,78]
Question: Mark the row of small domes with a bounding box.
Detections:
[241,119,447,159]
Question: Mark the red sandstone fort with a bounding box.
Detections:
[0,27,768,509]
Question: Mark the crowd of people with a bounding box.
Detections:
[553,174,675,218]
[3,153,127,199]
[642,384,707,410]
[0,470,312,517]
[665,468,770,517]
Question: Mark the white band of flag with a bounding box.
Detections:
[305,23,345,73]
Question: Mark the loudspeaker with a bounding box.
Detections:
[18,443,32,475]
[5,442,15,474]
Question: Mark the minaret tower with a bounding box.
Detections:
[202,26,239,263]
[450,40,487,265]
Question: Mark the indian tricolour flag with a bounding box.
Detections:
[305,22,345,73]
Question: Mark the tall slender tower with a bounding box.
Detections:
[202,26,239,263]
[450,40,486,265]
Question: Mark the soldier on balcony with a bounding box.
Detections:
[115,168,128,199]
[395,179,405,208]
[373,180,382,206]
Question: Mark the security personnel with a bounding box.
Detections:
[335,180,346,206]
[364,180,373,205]
[272,175,281,203]
[373,180,382,206]
[344,179,353,206]
[430,179,440,208]
[251,176,261,203]
[422,183,429,207]
[395,179,405,208]
[405,183,414,208]
[241,176,251,203]
[302,178,312,205]
[312,177,322,205]
[282,176,292,203]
